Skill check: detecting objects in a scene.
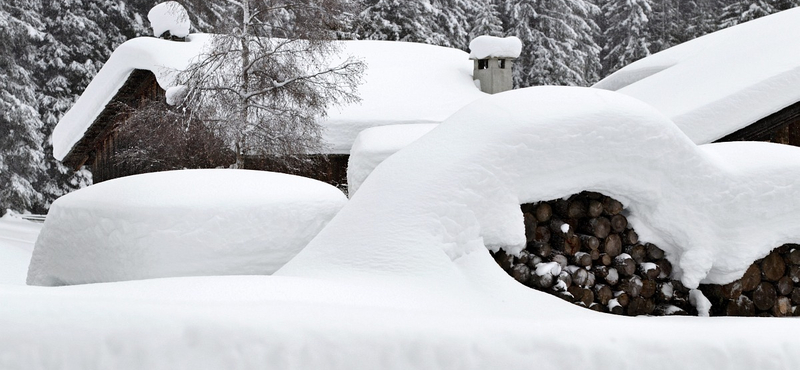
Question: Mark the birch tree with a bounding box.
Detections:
[177,0,365,168]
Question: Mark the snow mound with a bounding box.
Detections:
[281,86,800,289]
[347,124,437,196]
[26,170,346,286]
[468,36,522,59]
[593,7,800,143]
[147,2,190,38]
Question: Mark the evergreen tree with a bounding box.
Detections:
[718,0,778,28]
[469,0,504,40]
[601,0,653,75]
[32,0,145,211]
[352,0,450,45]
[0,0,46,213]
[502,0,602,87]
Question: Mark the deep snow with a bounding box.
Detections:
[27,170,346,286]
[593,7,800,143]
[0,212,41,285]
[347,123,437,196]
[5,87,800,369]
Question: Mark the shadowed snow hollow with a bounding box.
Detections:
[27,169,347,286]
[280,86,800,288]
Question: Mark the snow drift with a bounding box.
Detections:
[27,169,346,286]
[282,86,800,289]
[347,123,437,196]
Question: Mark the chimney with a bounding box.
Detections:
[469,36,522,94]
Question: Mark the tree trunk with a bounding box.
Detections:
[610,214,627,233]
[535,202,552,223]
[741,264,761,292]
[587,200,603,218]
[753,282,777,311]
[602,233,622,257]
[602,197,623,215]
[762,251,786,282]
[580,217,611,239]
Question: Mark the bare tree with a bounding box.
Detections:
[112,100,234,175]
[176,0,365,169]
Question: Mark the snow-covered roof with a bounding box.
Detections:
[52,36,485,161]
[593,7,800,144]
[52,34,211,161]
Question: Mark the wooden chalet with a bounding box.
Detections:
[60,69,162,183]
[53,35,485,189]
[59,68,350,186]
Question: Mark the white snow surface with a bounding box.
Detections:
[164,84,188,106]
[147,2,190,38]
[26,169,346,286]
[468,35,522,59]
[283,86,800,289]
[53,38,484,161]
[6,86,800,368]
[593,7,800,144]
[347,123,437,196]
[0,213,41,285]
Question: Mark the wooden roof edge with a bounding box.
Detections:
[716,100,800,143]
[60,69,160,170]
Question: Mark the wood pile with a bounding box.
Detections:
[699,245,800,317]
[491,192,695,316]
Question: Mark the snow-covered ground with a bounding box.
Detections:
[0,212,41,285]
[4,86,800,369]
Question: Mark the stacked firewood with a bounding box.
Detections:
[491,192,696,316]
[699,246,800,317]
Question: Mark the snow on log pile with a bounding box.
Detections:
[26,169,347,286]
[494,192,800,317]
[699,246,800,317]
[493,192,696,316]
[326,86,800,292]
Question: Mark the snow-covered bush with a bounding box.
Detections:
[27,169,347,286]
[147,2,190,39]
